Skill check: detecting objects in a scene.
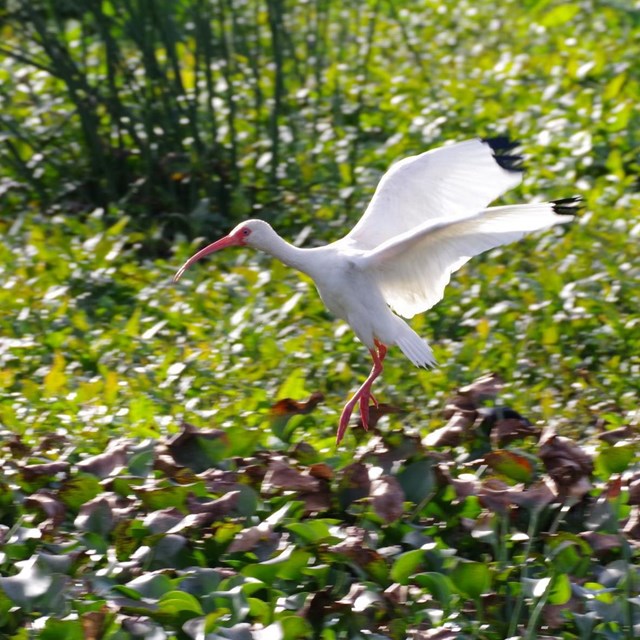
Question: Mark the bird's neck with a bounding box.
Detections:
[261,233,314,275]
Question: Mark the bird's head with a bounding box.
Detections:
[173,219,274,281]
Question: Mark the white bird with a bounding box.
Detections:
[174,138,579,445]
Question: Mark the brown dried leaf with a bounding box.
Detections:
[262,459,320,493]
[458,373,503,403]
[478,478,512,514]
[186,491,239,524]
[539,432,593,499]
[77,443,128,478]
[144,508,184,534]
[370,476,404,523]
[24,491,66,528]
[384,582,408,605]
[300,485,332,514]
[580,531,622,555]
[301,589,335,626]
[21,460,70,482]
[337,462,371,508]
[424,412,475,447]
[81,606,111,640]
[628,473,640,505]
[154,453,198,484]
[329,530,385,575]
[200,469,241,493]
[37,433,69,452]
[450,473,480,500]
[227,522,276,553]
[509,478,557,511]
[442,398,478,420]
[623,507,640,540]
[7,434,30,458]
[488,412,540,447]
[598,425,635,444]
[270,391,324,417]
[307,463,333,481]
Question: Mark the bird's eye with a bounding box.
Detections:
[242,228,250,236]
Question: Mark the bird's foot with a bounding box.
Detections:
[359,390,375,431]
[336,397,358,445]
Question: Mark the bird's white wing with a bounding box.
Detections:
[361,201,576,319]
[342,138,523,250]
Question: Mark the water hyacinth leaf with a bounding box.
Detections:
[157,590,204,617]
[241,546,311,583]
[484,449,534,483]
[390,549,425,584]
[135,484,192,511]
[397,459,436,503]
[122,573,174,600]
[167,424,230,473]
[74,498,114,536]
[547,535,590,575]
[595,443,635,476]
[285,519,340,545]
[270,392,324,442]
[278,615,313,639]
[58,474,102,511]
[414,572,453,608]
[0,556,53,610]
[548,573,572,606]
[450,561,491,600]
[39,618,85,640]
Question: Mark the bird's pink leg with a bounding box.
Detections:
[336,340,387,445]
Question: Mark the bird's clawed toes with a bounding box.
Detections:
[359,396,370,431]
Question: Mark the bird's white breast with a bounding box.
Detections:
[308,252,398,350]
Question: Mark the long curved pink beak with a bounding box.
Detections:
[173,233,241,282]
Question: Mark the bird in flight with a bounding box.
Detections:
[174,138,579,444]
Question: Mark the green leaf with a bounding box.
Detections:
[548,573,571,605]
[397,459,436,503]
[157,590,204,616]
[285,519,340,545]
[242,546,312,583]
[539,4,580,27]
[123,574,174,599]
[59,474,102,511]
[415,572,453,608]
[39,618,84,640]
[390,549,425,585]
[450,561,491,600]
[595,443,635,476]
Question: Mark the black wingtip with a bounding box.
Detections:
[552,196,583,216]
[482,136,524,173]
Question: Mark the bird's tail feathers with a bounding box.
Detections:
[395,326,437,369]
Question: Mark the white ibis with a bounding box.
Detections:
[174,138,579,445]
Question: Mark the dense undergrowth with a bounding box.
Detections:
[1,0,640,638]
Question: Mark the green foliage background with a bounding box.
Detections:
[0,0,639,638]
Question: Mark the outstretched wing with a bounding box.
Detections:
[341,138,523,251]
[361,200,578,318]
